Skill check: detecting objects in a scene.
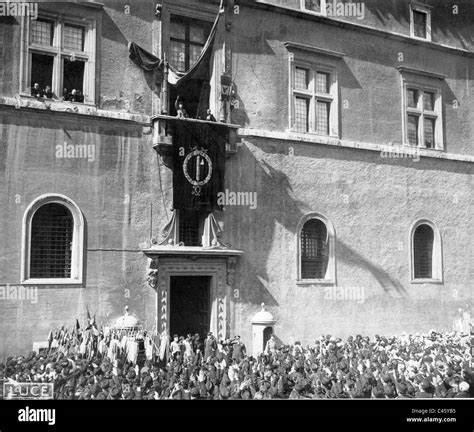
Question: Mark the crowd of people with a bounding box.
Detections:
[2,322,472,400]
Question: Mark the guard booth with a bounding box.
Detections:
[251,303,276,357]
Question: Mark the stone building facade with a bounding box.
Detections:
[0,0,473,357]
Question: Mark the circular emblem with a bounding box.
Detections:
[183,148,212,196]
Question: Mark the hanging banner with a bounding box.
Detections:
[172,121,226,212]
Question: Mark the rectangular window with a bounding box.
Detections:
[291,63,337,136]
[30,53,54,91]
[30,18,54,46]
[405,84,442,149]
[316,100,330,135]
[23,12,96,103]
[407,115,419,146]
[294,97,309,133]
[424,117,435,148]
[170,16,212,72]
[301,0,326,15]
[63,24,85,52]
[410,3,431,41]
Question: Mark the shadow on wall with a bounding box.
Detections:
[230,83,249,127]
[235,141,411,311]
[362,0,474,51]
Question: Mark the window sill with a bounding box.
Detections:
[22,278,83,285]
[289,129,339,140]
[296,279,335,286]
[20,93,96,108]
[410,278,443,284]
[402,143,444,152]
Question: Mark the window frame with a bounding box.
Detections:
[21,194,84,285]
[400,73,443,150]
[169,15,212,72]
[300,0,327,16]
[296,212,336,285]
[20,10,97,105]
[409,219,443,284]
[410,2,432,42]
[289,58,339,137]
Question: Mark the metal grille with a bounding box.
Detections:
[424,117,435,148]
[413,10,427,38]
[63,24,85,52]
[179,211,201,246]
[414,224,434,279]
[31,19,54,46]
[301,219,328,279]
[424,91,435,111]
[304,0,321,12]
[295,67,309,90]
[30,203,73,278]
[407,88,418,108]
[316,100,330,135]
[316,72,329,94]
[294,97,309,132]
[407,114,419,146]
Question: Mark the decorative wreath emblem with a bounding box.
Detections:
[183,147,213,196]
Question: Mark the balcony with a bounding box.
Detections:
[151,114,240,168]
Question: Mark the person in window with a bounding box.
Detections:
[67,89,84,103]
[31,83,43,98]
[206,109,216,122]
[44,85,55,99]
[175,96,188,119]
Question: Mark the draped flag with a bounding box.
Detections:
[171,120,226,211]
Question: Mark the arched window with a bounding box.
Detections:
[297,213,335,284]
[22,194,84,284]
[301,219,328,279]
[410,220,442,282]
[30,204,73,278]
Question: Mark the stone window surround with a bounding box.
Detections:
[19,5,99,105]
[399,67,444,151]
[409,2,432,42]
[296,212,336,286]
[285,42,343,139]
[21,193,85,285]
[409,219,443,284]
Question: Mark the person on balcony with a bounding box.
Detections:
[175,96,188,119]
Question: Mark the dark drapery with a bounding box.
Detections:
[172,121,226,212]
[128,42,163,71]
